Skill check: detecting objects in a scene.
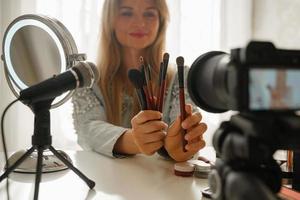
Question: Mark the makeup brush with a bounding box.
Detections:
[176,56,187,152]
[140,56,155,109]
[162,53,170,78]
[128,69,147,110]
[140,63,151,109]
[156,62,164,111]
[146,63,155,109]
[157,53,169,112]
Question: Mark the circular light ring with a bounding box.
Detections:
[3,18,66,90]
[2,15,80,109]
[40,16,79,108]
[42,15,78,67]
[46,16,78,60]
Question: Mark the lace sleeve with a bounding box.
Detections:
[72,86,128,158]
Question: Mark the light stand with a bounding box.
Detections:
[0,98,95,200]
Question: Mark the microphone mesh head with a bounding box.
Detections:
[87,62,100,83]
[73,62,100,88]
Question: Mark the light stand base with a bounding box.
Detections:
[0,145,95,200]
[0,99,95,200]
[6,149,72,173]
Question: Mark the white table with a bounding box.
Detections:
[0,147,215,200]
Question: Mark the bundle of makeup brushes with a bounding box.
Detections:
[128,53,169,111]
[128,53,186,113]
[128,53,187,151]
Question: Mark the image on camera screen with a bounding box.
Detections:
[249,68,300,110]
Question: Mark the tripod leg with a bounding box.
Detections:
[33,146,44,200]
[293,151,300,191]
[0,146,35,182]
[48,146,95,189]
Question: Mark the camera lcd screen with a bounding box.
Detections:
[249,68,300,110]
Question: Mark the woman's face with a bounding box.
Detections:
[114,0,160,51]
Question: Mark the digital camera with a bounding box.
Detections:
[187,41,300,113]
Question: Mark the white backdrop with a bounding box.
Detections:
[253,0,300,49]
[0,0,249,152]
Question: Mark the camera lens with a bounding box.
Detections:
[187,51,230,113]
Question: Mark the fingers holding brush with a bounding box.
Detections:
[181,105,203,130]
[183,120,205,152]
[131,110,167,155]
[181,103,207,152]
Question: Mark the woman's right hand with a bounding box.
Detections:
[131,110,167,155]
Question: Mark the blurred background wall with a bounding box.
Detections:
[1,0,300,153]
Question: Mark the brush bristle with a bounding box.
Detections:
[176,56,184,66]
[162,53,170,80]
[128,69,143,89]
[163,53,169,61]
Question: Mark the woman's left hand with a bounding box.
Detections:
[164,104,207,162]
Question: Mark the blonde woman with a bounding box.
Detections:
[72,0,207,162]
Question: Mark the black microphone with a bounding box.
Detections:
[19,62,99,105]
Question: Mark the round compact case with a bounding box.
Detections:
[174,162,195,177]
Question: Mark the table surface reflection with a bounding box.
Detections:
[0,147,215,200]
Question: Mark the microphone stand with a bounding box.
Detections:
[0,98,95,200]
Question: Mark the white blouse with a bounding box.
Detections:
[72,66,199,157]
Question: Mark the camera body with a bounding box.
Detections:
[188,41,300,113]
[187,41,300,199]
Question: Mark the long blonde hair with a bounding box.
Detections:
[97,0,170,125]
